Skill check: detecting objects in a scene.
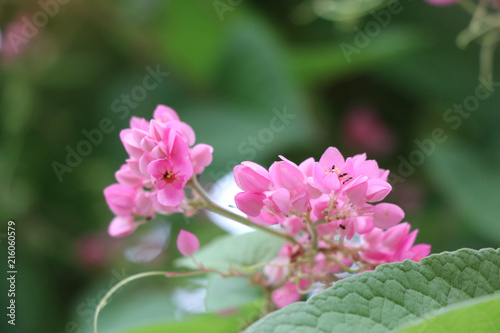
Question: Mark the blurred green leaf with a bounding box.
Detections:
[398,294,500,333]
[291,27,429,85]
[123,312,242,333]
[428,143,500,244]
[176,230,286,272]
[205,274,263,312]
[156,0,224,86]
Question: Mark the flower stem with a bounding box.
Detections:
[188,177,296,244]
[94,271,168,333]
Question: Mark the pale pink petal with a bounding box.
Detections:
[149,120,166,142]
[264,256,290,284]
[126,158,141,177]
[176,230,200,256]
[298,157,315,177]
[382,222,410,249]
[266,188,291,215]
[319,147,344,169]
[103,184,136,216]
[157,187,185,206]
[115,164,142,187]
[283,216,304,236]
[234,165,271,193]
[290,190,310,214]
[141,136,158,153]
[153,105,180,122]
[269,160,305,191]
[130,117,149,131]
[120,129,143,159]
[271,281,302,309]
[312,163,340,193]
[235,192,266,217]
[190,144,214,175]
[365,179,392,202]
[409,244,431,261]
[344,176,368,204]
[134,190,154,217]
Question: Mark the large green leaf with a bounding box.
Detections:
[398,294,500,333]
[244,248,500,332]
[176,231,286,272]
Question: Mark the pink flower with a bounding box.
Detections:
[104,104,213,237]
[177,230,200,256]
[147,157,192,206]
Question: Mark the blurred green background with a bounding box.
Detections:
[1,0,499,332]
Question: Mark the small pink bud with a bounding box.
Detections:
[108,216,137,238]
[373,203,404,229]
[176,230,200,256]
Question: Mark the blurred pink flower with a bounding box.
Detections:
[425,0,460,6]
[342,106,397,156]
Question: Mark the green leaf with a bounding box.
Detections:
[205,274,263,312]
[176,231,286,272]
[291,27,428,86]
[244,248,500,332]
[428,144,500,243]
[398,294,500,333]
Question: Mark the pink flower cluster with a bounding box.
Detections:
[234,147,430,308]
[103,105,213,237]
